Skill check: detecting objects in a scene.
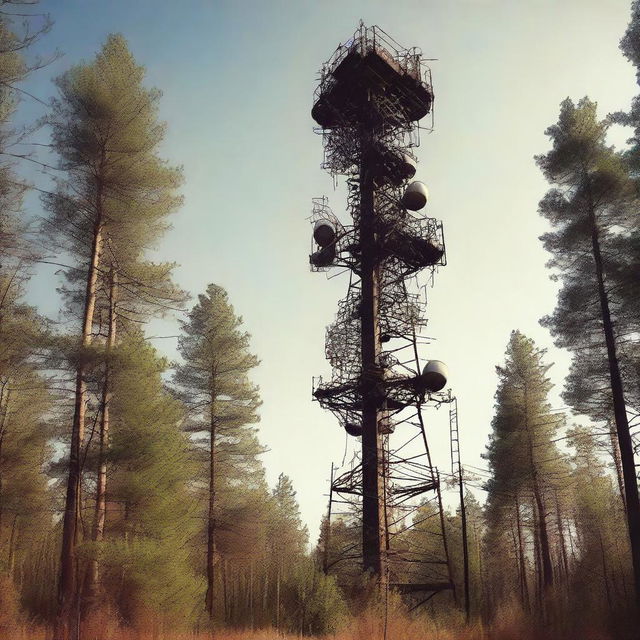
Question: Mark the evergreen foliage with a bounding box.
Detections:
[41,33,187,636]
[484,332,567,609]
[537,95,640,610]
[174,283,263,622]
[95,333,201,626]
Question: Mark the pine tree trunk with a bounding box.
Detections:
[7,514,18,578]
[249,562,254,630]
[0,382,11,536]
[205,389,217,619]
[533,513,543,610]
[510,523,523,601]
[609,420,626,511]
[554,491,569,584]
[533,486,553,590]
[586,191,640,612]
[599,532,613,611]
[474,523,486,622]
[323,466,333,575]
[567,519,576,562]
[222,558,228,623]
[84,267,118,610]
[275,568,280,630]
[56,200,104,640]
[524,382,554,590]
[262,570,268,615]
[514,493,530,611]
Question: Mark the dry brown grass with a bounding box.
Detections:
[3,603,626,640]
[0,625,621,640]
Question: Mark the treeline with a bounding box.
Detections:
[0,9,342,640]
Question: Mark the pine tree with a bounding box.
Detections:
[281,557,346,635]
[0,366,51,577]
[315,507,362,602]
[267,473,308,628]
[613,1,640,482]
[0,6,57,622]
[174,283,262,621]
[97,332,200,627]
[0,3,53,285]
[565,425,628,619]
[484,331,566,609]
[537,97,640,609]
[43,34,184,634]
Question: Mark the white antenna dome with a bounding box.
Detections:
[421,360,448,392]
[401,181,429,211]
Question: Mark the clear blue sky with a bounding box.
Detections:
[18,0,638,541]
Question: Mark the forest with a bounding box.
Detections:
[1,1,640,640]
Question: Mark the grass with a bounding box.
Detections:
[1,602,629,640]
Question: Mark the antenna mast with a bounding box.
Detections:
[309,24,452,597]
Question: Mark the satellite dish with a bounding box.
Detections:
[421,360,448,392]
[313,220,337,247]
[344,422,362,437]
[401,181,429,211]
[411,237,444,266]
[400,154,417,180]
[310,244,336,267]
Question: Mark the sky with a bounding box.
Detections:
[15,0,639,542]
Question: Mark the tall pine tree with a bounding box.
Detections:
[43,34,184,636]
[537,97,640,609]
[174,284,262,622]
[484,331,566,610]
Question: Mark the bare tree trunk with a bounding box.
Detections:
[599,532,613,611]
[553,491,569,581]
[609,420,626,511]
[84,267,117,610]
[222,558,228,623]
[323,464,334,575]
[56,205,104,640]
[510,522,523,601]
[586,187,640,613]
[533,486,553,590]
[515,493,530,611]
[249,562,254,630]
[262,569,268,615]
[275,568,280,630]
[0,381,11,535]
[567,518,577,563]
[533,511,543,611]
[7,514,18,578]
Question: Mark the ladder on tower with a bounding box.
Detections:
[449,392,460,477]
[448,393,470,621]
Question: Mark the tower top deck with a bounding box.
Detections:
[311,24,433,129]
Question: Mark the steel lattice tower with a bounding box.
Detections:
[309,24,454,598]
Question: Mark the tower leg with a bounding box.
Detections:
[359,133,387,584]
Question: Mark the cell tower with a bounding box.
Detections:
[308,23,458,603]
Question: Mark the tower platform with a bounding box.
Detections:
[312,45,433,128]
